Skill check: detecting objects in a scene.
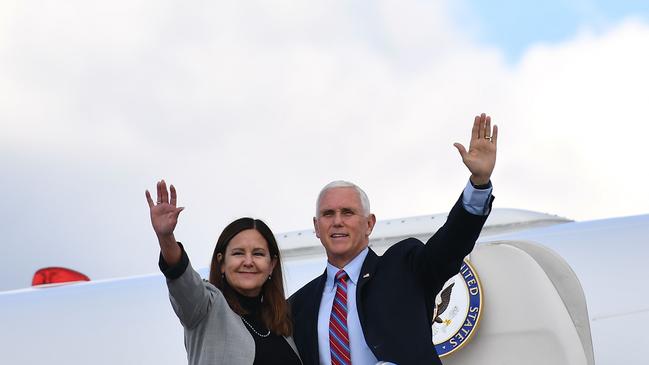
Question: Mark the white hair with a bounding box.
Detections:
[315,180,371,216]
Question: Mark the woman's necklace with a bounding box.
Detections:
[240,316,271,338]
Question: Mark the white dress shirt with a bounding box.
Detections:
[318,247,376,365]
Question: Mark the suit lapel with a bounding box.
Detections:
[305,270,327,365]
[356,248,379,328]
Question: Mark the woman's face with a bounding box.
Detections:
[219,229,277,297]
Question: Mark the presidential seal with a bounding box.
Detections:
[432,258,483,357]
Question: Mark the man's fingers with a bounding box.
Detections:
[485,115,491,138]
[453,143,467,160]
[170,184,178,206]
[145,190,154,208]
[471,115,480,140]
[478,113,486,139]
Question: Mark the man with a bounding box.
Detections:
[290,114,498,365]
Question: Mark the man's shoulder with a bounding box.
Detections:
[381,237,425,257]
[289,274,324,305]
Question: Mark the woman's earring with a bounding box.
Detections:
[267,275,272,281]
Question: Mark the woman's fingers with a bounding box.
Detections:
[175,206,185,219]
[159,180,169,204]
[145,190,154,208]
[170,184,177,206]
[156,181,163,204]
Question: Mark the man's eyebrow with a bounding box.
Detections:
[320,207,358,214]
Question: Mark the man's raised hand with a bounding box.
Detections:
[453,113,498,185]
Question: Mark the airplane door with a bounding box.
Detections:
[440,241,594,365]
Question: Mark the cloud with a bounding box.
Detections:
[495,20,649,218]
[0,1,647,290]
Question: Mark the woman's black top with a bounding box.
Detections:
[236,292,302,365]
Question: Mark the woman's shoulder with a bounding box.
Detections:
[201,277,223,297]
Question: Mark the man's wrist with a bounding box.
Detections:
[470,175,491,188]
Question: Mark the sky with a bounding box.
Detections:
[1,0,648,291]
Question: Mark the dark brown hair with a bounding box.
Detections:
[209,217,292,336]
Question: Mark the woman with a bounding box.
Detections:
[146,180,302,365]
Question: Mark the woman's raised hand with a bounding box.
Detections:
[145,180,184,238]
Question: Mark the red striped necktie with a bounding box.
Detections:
[329,270,351,365]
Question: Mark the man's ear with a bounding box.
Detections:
[313,217,320,238]
[366,213,376,236]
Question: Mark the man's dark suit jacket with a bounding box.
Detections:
[289,194,493,365]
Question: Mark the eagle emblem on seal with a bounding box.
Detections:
[432,259,483,357]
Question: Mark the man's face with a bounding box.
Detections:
[314,187,376,268]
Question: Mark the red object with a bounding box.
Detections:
[329,270,351,365]
[32,267,90,286]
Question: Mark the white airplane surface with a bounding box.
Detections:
[0,209,646,364]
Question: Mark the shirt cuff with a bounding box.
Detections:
[158,242,190,280]
[462,179,493,216]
